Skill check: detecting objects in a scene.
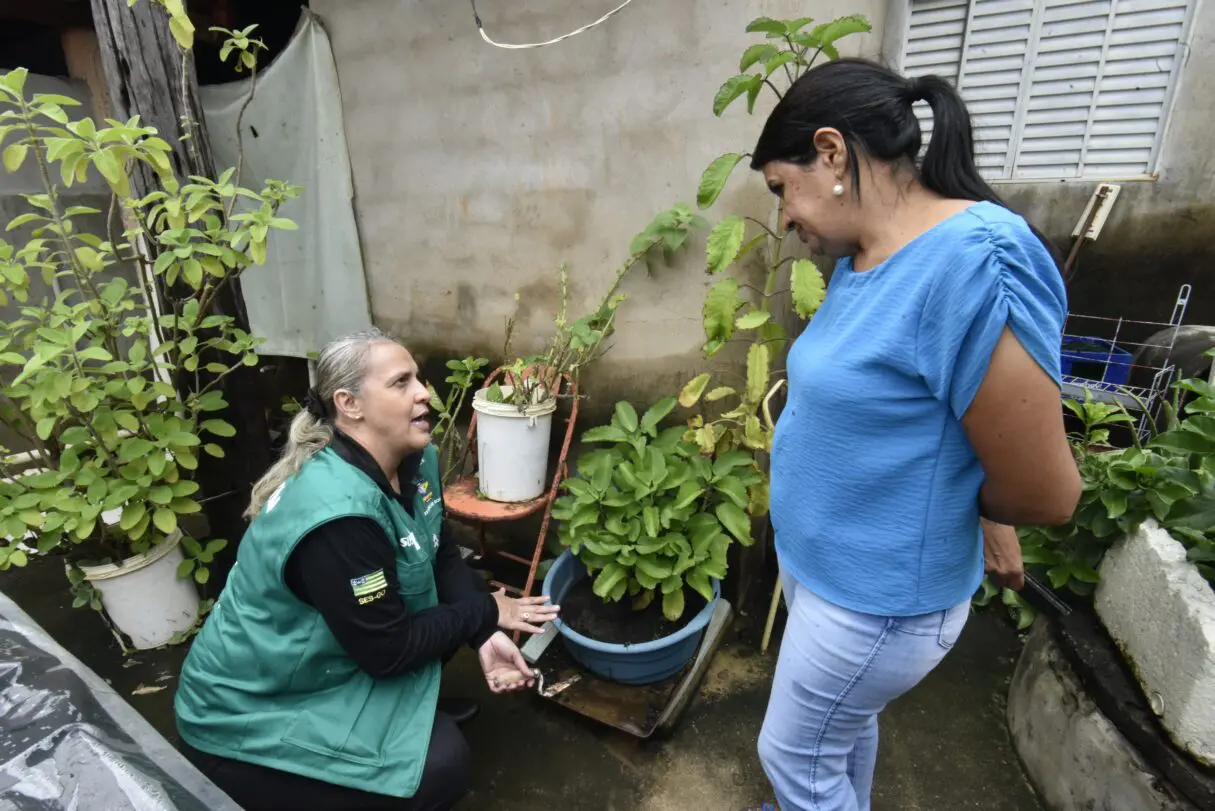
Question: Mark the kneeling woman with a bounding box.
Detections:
[174,330,557,811]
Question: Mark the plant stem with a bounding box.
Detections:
[225,60,260,221]
[745,217,779,239]
[763,78,784,100]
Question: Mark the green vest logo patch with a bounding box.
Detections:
[351,569,388,604]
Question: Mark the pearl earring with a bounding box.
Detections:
[832,182,845,197]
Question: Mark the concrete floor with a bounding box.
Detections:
[1,555,1043,811]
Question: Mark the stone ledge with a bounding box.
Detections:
[1096,519,1215,767]
[1009,622,1203,811]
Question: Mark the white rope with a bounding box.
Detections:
[469,0,637,49]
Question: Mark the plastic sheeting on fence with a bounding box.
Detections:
[200,8,373,360]
[0,591,241,811]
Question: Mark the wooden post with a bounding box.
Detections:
[89,0,272,559]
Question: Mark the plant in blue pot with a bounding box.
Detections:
[545,397,758,684]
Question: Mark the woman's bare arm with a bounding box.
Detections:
[962,327,1081,526]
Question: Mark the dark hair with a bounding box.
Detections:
[751,58,1061,264]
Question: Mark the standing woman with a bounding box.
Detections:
[175,329,557,811]
[750,59,1081,810]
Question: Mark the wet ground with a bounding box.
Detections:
[0,553,1043,811]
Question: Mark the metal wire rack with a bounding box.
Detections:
[1059,284,1192,441]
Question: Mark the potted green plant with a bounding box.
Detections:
[0,26,295,649]
[545,397,758,684]
[472,204,706,503]
[664,13,870,518]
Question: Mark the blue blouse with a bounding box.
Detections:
[769,201,1067,616]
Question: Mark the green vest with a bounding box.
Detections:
[174,444,446,798]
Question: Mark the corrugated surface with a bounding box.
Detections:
[902,0,1193,179]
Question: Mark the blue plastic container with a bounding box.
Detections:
[1060,335,1133,386]
[542,550,720,685]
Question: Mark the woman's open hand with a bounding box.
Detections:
[491,588,560,634]
[478,631,534,694]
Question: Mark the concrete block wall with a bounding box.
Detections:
[310,0,884,405]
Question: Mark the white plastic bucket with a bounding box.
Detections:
[472,387,557,502]
[78,532,200,650]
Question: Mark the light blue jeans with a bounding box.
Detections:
[758,572,970,811]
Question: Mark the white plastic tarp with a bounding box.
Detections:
[200,9,372,359]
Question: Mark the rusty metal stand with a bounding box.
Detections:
[528,598,734,740]
[442,367,579,640]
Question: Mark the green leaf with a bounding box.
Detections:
[790,259,826,318]
[686,571,714,602]
[195,566,210,584]
[679,373,712,408]
[765,51,798,77]
[745,16,786,36]
[716,502,753,545]
[702,278,741,346]
[739,43,778,71]
[706,215,746,274]
[119,501,146,531]
[637,553,674,580]
[808,14,872,54]
[167,432,201,447]
[662,587,686,621]
[91,150,130,198]
[642,505,660,538]
[736,310,771,330]
[673,481,705,510]
[746,342,770,404]
[712,75,763,117]
[168,14,196,49]
[200,419,236,438]
[1100,489,1128,519]
[176,558,196,579]
[712,450,756,479]
[153,508,177,534]
[35,416,56,440]
[614,401,639,434]
[118,438,155,462]
[640,397,677,434]
[592,563,628,600]
[697,153,745,209]
[582,425,629,443]
[1151,430,1215,455]
[2,144,29,173]
[715,475,750,509]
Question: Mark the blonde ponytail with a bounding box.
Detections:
[244,410,333,519]
[243,328,400,519]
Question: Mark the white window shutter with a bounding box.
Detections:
[903,0,1194,180]
[1082,0,1192,176]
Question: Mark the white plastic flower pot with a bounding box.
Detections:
[471,387,556,503]
[77,531,200,650]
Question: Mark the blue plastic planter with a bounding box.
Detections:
[1060,335,1133,386]
[542,550,720,685]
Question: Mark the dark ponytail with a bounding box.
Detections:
[909,73,1002,206]
[751,58,1061,266]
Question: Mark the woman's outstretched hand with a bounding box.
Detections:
[491,588,560,634]
[478,631,534,694]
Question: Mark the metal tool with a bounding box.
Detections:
[493,667,582,698]
[1023,573,1073,616]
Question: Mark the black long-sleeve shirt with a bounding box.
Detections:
[282,431,498,679]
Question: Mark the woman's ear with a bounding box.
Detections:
[333,389,361,421]
[811,127,848,174]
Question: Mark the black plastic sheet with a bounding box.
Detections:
[0,592,241,811]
